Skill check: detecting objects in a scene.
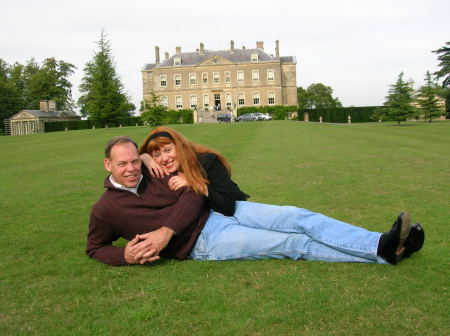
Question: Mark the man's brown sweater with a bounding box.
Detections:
[86,171,210,266]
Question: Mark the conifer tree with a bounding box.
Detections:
[374,72,417,125]
[78,30,134,124]
[416,71,443,122]
[432,41,450,88]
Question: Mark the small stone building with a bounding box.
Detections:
[8,100,81,136]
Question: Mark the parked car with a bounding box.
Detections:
[235,113,259,122]
[253,113,273,120]
[216,113,234,122]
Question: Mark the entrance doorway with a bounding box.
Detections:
[214,93,221,111]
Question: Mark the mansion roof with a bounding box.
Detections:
[143,48,296,71]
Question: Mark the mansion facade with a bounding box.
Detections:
[141,40,297,116]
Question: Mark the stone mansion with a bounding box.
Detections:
[141,40,297,116]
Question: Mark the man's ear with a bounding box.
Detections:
[104,158,112,172]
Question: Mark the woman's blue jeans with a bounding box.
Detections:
[190,201,387,264]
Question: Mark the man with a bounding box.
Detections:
[86,136,210,265]
[87,136,424,266]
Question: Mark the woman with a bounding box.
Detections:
[139,126,249,216]
[139,126,424,264]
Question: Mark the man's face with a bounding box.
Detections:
[104,142,142,188]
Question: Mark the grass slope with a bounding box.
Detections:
[1,121,449,335]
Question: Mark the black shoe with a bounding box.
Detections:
[377,212,411,264]
[401,223,425,260]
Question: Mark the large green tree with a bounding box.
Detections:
[78,31,135,123]
[373,72,418,125]
[433,41,450,88]
[297,83,342,109]
[415,71,443,122]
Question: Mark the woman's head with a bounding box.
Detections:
[139,126,209,194]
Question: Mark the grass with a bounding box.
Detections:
[1,120,449,335]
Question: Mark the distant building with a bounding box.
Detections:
[8,100,81,136]
[142,40,297,122]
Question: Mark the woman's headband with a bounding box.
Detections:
[148,131,173,142]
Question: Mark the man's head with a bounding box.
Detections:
[104,136,141,188]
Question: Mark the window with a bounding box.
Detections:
[238,93,245,106]
[253,92,260,105]
[226,93,232,108]
[174,74,181,86]
[251,53,258,62]
[202,73,208,84]
[225,71,231,84]
[252,70,260,82]
[237,71,244,83]
[213,72,220,84]
[160,75,167,87]
[160,96,168,107]
[267,69,274,81]
[203,94,209,109]
[189,73,196,85]
[190,95,197,109]
[174,57,181,66]
[268,91,275,105]
[175,96,182,109]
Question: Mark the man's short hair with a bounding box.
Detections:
[105,136,138,158]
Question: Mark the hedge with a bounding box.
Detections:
[299,106,383,123]
[237,105,298,120]
[44,117,144,133]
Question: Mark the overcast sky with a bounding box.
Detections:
[1,0,449,111]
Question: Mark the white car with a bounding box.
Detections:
[255,113,273,120]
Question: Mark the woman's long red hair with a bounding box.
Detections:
[139,126,231,195]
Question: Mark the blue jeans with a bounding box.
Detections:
[190,201,387,263]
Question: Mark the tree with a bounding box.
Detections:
[432,41,450,88]
[374,72,418,125]
[78,30,135,124]
[28,57,76,111]
[415,71,443,122]
[141,92,167,126]
[298,83,342,109]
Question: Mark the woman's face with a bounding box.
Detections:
[151,143,180,173]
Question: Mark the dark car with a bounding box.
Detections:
[235,113,259,122]
[217,113,234,122]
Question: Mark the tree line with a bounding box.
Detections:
[1,37,449,134]
[0,30,134,134]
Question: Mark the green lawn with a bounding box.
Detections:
[1,120,449,335]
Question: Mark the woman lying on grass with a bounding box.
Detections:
[139,126,424,265]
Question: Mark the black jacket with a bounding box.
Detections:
[197,153,250,216]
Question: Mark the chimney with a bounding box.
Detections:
[256,41,264,50]
[176,46,181,54]
[40,100,48,112]
[155,46,160,64]
[199,42,205,55]
[48,100,57,111]
[165,52,169,61]
[275,40,280,57]
[230,40,235,53]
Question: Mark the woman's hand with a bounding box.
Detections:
[168,173,189,191]
[140,153,169,178]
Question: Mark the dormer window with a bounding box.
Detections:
[174,57,181,66]
[251,53,259,62]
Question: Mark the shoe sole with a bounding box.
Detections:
[395,212,411,261]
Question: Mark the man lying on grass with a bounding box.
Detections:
[86,135,424,266]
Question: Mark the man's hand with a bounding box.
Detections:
[168,173,189,191]
[124,236,159,265]
[130,227,175,264]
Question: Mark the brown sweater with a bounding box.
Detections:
[86,170,210,266]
